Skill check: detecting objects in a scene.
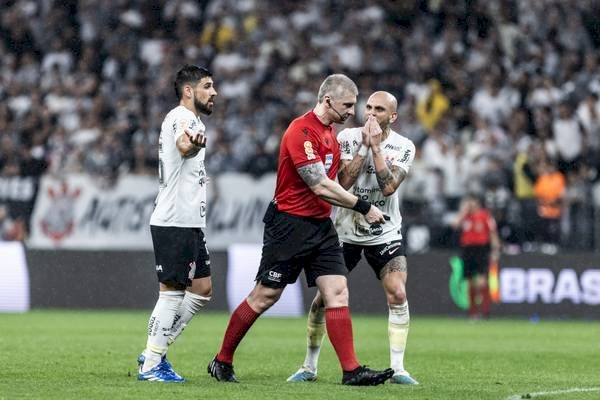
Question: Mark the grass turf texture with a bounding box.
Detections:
[1,311,598,400]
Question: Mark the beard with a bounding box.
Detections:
[195,99,214,115]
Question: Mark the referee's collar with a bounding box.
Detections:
[307,110,332,129]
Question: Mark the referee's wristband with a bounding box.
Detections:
[352,198,371,215]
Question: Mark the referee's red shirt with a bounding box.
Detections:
[274,111,340,219]
[459,209,497,247]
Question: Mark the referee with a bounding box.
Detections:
[208,74,393,386]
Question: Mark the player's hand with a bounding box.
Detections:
[364,204,386,224]
[361,118,371,147]
[368,116,383,148]
[185,129,207,148]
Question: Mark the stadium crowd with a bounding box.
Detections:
[1,0,600,251]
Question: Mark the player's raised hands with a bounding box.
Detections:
[368,116,383,148]
[361,118,372,147]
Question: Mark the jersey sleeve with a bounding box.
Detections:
[172,111,203,143]
[286,124,322,168]
[393,139,416,173]
[337,128,355,161]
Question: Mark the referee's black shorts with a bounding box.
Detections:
[461,244,490,278]
[150,225,211,287]
[255,202,346,288]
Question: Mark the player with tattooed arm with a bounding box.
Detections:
[208,75,394,386]
[288,91,418,385]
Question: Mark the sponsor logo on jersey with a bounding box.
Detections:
[304,141,316,160]
[156,264,163,272]
[370,224,383,236]
[341,140,351,155]
[399,149,412,163]
[324,153,333,173]
[385,144,401,151]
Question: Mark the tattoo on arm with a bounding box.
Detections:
[376,166,406,192]
[339,157,365,188]
[340,160,362,180]
[297,162,327,187]
[379,256,407,279]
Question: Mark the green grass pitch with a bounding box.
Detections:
[1,310,599,400]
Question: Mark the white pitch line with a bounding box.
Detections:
[506,387,600,400]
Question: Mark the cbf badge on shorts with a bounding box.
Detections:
[324,153,333,173]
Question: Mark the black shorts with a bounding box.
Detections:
[342,239,406,280]
[255,202,346,288]
[461,245,490,278]
[150,225,211,286]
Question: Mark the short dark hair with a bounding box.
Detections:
[174,65,212,99]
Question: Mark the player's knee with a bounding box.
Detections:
[387,287,407,305]
[248,287,282,312]
[322,285,348,307]
[190,287,212,298]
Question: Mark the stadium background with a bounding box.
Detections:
[1,0,600,318]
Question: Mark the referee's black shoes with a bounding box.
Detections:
[208,356,239,383]
[342,366,395,386]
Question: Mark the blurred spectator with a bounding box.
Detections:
[552,101,586,174]
[533,159,566,254]
[416,79,449,133]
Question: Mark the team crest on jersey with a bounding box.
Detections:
[304,141,316,160]
[324,153,333,173]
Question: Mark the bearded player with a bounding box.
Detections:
[137,65,217,382]
[288,91,419,385]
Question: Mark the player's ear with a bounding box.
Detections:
[184,84,193,98]
[389,112,398,124]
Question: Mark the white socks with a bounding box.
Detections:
[168,291,211,345]
[388,301,410,374]
[142,290,185,372]
[302,302,326,372]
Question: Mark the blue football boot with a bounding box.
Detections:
[390,372,419,385]
[286,367,317,382]
[137,355,185,382]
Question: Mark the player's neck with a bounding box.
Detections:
[180,100,199,118]
[382,127,391,141]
